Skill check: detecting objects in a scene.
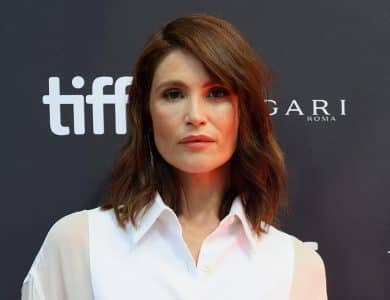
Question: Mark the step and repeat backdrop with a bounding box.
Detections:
[2,0,389,299]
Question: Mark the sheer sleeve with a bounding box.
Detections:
[21,210,94,300]
[289,236,328,300]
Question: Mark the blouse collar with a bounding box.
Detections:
[131,191,260,251]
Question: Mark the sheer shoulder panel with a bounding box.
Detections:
[289,236,328,300]
[21,210,94,300]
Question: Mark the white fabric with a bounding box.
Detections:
[21,192,328,299]
[21,210,94,300]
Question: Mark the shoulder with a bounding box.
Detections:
[45,210,89,250]
[289,235,328,300]
[291,236,326,280]
[21,210,94,299]
[22,210,89,284]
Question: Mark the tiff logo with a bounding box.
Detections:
[43,76,132,135]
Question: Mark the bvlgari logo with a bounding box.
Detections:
[265,99,347,122]
[43,76,348,135]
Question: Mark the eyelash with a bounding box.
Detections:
[161,87,230,101]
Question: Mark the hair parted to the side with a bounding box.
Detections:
[100,12,289,237]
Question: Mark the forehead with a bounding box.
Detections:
[152,49,213,88]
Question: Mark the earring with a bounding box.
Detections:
[147,130,154,168]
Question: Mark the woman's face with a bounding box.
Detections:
[149,49,239,174]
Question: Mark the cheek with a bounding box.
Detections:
[215,102,239,142]
[150,105,179,148]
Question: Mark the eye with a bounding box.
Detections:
[208,87,230,98]
[161,89,184,101]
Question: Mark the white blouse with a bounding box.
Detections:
[21,192,328,299]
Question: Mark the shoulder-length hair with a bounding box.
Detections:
[100,13,288,237]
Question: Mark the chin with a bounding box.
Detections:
[172,160,227,174]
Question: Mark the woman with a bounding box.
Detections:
[21,13,327,300]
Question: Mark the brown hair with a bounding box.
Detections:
[100,13,288,237]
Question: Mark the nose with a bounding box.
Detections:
[184,94,207,127]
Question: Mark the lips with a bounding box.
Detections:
[179,134,215,143]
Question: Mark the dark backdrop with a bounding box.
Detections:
[2,0,389,299]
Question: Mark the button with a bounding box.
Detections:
[200,265,210,273]
[199,264,212,273]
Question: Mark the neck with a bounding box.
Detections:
[176,161,230,225]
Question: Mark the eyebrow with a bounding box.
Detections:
[154,79,223,92]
